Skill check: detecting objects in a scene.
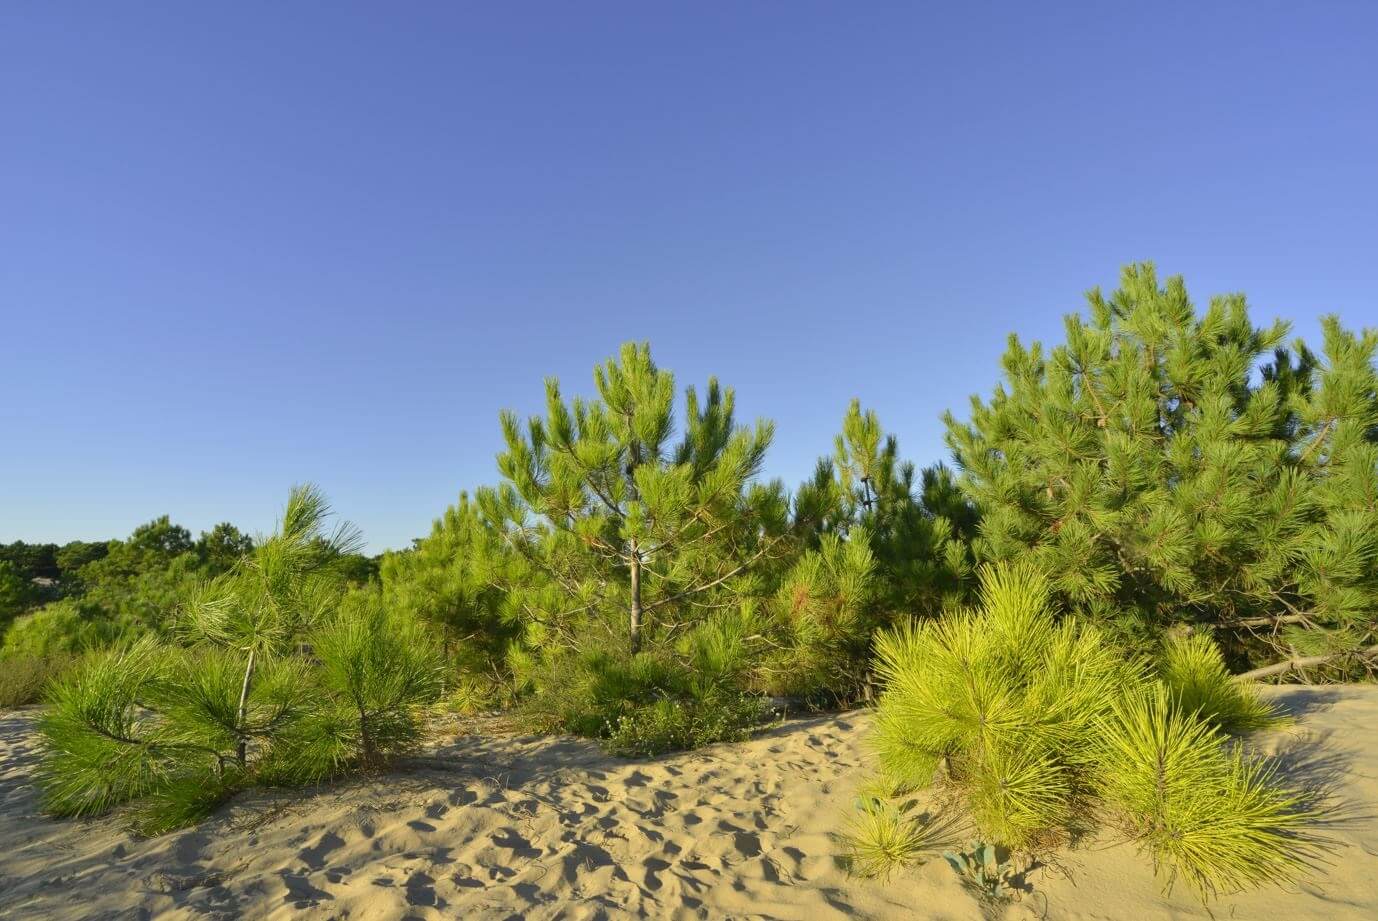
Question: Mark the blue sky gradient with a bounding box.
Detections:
[3,2,1375,552]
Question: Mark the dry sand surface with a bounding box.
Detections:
[1,685,1376,920]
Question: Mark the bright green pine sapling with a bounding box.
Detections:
[1160,631,1280,733]
[1094,684,1326,900]
[841,794,959,880]
[860,561,1328,899]
[264,598,443,784]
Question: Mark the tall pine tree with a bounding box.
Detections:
[482,342,786,657]
[945,263,1377,672]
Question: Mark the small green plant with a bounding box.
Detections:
[34,487,443,834]
[445,675,498,715]
[942,841,1019,902]
[604,689,765,758]
[262,599,443,784]
[841,795,957,879]
[863,561,1329,901]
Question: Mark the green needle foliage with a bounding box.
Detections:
[793,401,978,616]
[841,794,958,880]
[488,341,784,658]
[1160,632,1280,732]
[379,492,517,684]
[267,598,444,783]
[945,263,1378,669]
[1095,685,1325,898]
[37,637,166,817]
[863,561,1326,898]
[462,342,790,750]
[762,529,879,704]
[35,486,442,833]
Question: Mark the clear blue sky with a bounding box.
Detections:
[3,2,1375,553]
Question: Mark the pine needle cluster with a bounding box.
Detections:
[861,561,1327,899]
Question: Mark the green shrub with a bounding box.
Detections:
[266,601,443,783]
[0,653,76,709]
[605,688,764,758]
[861,561,1326,899]
[2,600,137,658]
[32,486,444,834]
[1160,632,1279,732]
[762,530,880,706]
[513,612,767,757]
[1096,684,1324,898]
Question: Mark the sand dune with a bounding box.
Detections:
[2,686,1375,920]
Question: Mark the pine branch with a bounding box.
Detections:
[1214,612,1315,630]
[1234,643,1378,681]
[640,539,780,615]
[1296,418,1335,467]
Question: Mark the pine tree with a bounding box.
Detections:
[379,492,516,678]
[795,400,977,615]
[482,342,787,657]
[944,263,1377,670]
[183,484,362,765]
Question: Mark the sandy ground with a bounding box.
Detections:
[1,686,1375,920]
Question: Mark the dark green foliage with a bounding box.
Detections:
[0,541,61,581]
[380,493,517,683]
[795,401,977,616]
[3,519,263,664]
[767,403,979,709]
[196,523,254,573]
[0,560,33,630]
[54,540,110,578]
[945,263,1378,667]
[761,529,879,704]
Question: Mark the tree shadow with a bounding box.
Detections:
[1269,686,1345,721]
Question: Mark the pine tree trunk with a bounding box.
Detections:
[235,647,256,766]
[629,542,643,655]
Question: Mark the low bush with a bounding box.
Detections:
[1095,684,1325,898]
[513,612,768,757]
[858,562,1327,899]
[264,599,444,784]
[0,652,77,710]
[2,600,139,658]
